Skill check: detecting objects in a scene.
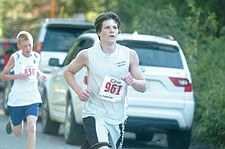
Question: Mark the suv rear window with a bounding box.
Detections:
[42,28,87,52]
[118,41,183,69]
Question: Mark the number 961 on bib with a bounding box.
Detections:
[98,76,126,102]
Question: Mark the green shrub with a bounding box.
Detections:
[127,2,225,147]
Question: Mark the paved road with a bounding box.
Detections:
[0,108,169,149]
[0,88,169,149]
[0,109,213,149]
[0,94,212,149]
[0,110,76,149]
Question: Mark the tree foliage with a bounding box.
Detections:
[0,0,49,38]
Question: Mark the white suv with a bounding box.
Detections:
[33,18,93,116]
[34,18,94,70]
[42,32,195,149]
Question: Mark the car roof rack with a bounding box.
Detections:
[159,35,174,40]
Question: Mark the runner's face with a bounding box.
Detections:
[18,40,32,57]
[98,19,119,44]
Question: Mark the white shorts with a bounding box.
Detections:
[81,116,126,149]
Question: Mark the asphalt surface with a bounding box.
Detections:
[0,92,217,149]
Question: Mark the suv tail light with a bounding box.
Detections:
[3,41,11,49]
[169,77,192,92]
[35,42,42,53]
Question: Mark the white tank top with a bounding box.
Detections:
[8,50,42,106]
[83,43,130,124]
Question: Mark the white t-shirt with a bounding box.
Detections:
[83,43,130,124]
[8,50,42,106]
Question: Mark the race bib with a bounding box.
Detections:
[22,65,37,80]
[98,76,126,102]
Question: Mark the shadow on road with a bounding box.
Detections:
[123,133,168,149]
[123,138,167,149]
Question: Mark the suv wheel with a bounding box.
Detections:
[167,128,192,149]
[136,132,154,142]
[64,100,85,145]
[41,91,60,135]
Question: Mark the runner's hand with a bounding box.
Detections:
[121,73,134,85]
[78,89,92,102]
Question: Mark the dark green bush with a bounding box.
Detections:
[127,2,225,147]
